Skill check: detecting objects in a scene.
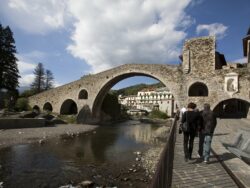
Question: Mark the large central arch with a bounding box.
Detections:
[91,66,181,120]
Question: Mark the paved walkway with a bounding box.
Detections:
[172,131,238,188]
[172,118,250,188]
[212,119,250,188]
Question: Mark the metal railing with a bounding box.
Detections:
[150,115,178,188]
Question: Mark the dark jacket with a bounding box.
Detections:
[201,109,217,135]
[181,110,201,133]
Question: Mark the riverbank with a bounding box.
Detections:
[0,120,171,187]
[0,124,98,149]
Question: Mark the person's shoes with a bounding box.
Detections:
[197,154,202,158]
[204,160,209,164]
[188,153,192,160]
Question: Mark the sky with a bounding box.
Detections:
[0,0,249,89]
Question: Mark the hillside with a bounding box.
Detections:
[112,82,165,96]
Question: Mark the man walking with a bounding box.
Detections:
[201,103,217,163]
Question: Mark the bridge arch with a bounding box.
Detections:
[78,89,88,99]
[188,82,208,97]
[43,102,53,112]
[91,67,180,119]
[212,98,250,118]
[33,105,40,113]
[60,99,78,115]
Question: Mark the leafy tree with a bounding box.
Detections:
[3,89,19,110]
[31,62,45,93]
[149,109,168,119]
[45,69,54,90]
[15,97,30,111]
[19,89,37,98]
[0,24,20,90]
[101,92,121,120]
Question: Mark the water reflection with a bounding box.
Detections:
[0,120,168,187]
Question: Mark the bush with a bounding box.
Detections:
[58,115,76,124]
[15,98,30,111]
[149,109,169,119]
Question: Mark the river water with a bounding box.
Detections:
[0,120,169,188]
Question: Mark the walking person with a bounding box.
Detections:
[197,124,205,158]
[181,102,200,161]
[201,103,217,163]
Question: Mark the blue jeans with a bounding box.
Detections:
[203,135,212,161]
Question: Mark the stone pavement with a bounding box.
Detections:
[212,119,250,188]
[172,131,238,188]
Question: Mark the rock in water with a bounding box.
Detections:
[78,180,94,187]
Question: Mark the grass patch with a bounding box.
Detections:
[57,115,77,124]
[149,109,169,119]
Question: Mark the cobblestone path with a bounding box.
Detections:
[172,132,238,188]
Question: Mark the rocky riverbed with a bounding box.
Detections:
[57,122,170,188]
[0,124,98,149]
[0,119,171,188]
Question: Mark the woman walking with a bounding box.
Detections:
[181,102,201,161]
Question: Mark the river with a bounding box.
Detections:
[0,120,170,188]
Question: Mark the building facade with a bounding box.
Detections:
[118,87,176,116]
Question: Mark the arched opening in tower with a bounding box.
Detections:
[213,98,250,118]
[188,82,208,96]
[60,99,78,115]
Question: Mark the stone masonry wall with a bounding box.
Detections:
[29,36,250,122]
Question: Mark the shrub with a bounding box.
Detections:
[149,109,169,119]
[58,115,76,124]
[15,98,30,111]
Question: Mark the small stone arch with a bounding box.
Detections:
[188,82,208,96]
[213,98,250,118]
[60,99,78,115]
[33,105,40,113]
[78,89,88,99]
[43,102,53,112]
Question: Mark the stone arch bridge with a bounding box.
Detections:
[29,36,250,123]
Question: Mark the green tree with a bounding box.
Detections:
[0,24,20,90]
[45,69,54,90]
[19,89,37,98]
[3,89,19,110]
[15,97,30,111]
[31,62,45,93]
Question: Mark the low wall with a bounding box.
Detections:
[0,118,45,129]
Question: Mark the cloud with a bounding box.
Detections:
[16,53,37,87]
[1,0,195,73]
[196,23,228,39]
[0,0,70,34]
[232,57,247,64]
[54,81,62,87]
[67,0,193,73]
[17,52,62,87]
[19,74,35,87]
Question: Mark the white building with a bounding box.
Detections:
[118,95,137,109]
[118,87,177,116]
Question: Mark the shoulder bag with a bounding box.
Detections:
[181,112,189,132]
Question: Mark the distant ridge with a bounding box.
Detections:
[112,82,165,96]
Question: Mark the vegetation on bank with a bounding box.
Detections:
[57,114,76,124]
[148,109,169,119]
